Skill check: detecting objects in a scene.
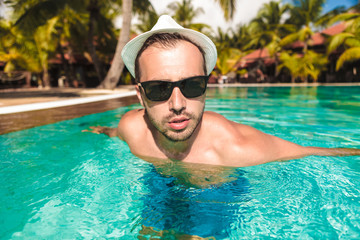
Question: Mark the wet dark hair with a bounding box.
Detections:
[134,32,207,82]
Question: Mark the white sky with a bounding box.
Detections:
[149,0,273,31]
[124,0,356,32]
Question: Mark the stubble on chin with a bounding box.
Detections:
[146,110,204,142]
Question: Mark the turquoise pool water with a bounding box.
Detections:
[1,86,359,239]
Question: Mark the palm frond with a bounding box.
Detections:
[344,38,360,48]
[327,32,354,54]
[328,12,360,26]
[279,32,299,47]
[336,47,360,70]
[14,0,67,34]
[216,47,242,75]
[214,0,236,21]
[315,6,346,27]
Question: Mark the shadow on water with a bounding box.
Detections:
[137,162,251,239]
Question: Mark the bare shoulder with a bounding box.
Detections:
[202,111,260,137]
[203,111,235,125]
[117,109,146,140]
[119,108,144,122]
[202,111,308,166]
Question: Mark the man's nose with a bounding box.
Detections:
[168,87,186,113]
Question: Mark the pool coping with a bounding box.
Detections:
[0,91,136,114]
[208,82,360,87]
[0,94,139,135]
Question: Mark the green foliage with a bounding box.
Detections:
[278,50,328,82]
[134,9,159,33]
[0,19,42,72]
[228,24,252,50]
[327,12,360,70]
[131,0,154,15]
[167,0,210,32]
[316,6,346,27]
[1,0,359,87]
[13,0,81,34]
[287,0,325,29]
[279,26,313,48]
[213,0,236,21]
[336,47,360,70]
[327,32,354,53]
[216,48,242,76]
[33,17,58,69]
[167,0,204,26]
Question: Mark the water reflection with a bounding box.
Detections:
[138,162,251,239]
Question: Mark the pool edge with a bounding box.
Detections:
[0,94,139,135]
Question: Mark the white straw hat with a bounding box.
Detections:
[121,15,217,78]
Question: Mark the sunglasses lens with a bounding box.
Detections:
[142,81,172,101]
[181,76,208,98]
[140,76,208,101]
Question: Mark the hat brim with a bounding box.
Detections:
[121,27,217,78]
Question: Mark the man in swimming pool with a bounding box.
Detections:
[85,15,359,168]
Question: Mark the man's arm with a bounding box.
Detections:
[265,133,360,162]
[303,146,360,157]
[235,123,360,166]
[82,109,143,140]
[82,126,118,137]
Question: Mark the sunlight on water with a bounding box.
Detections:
[1,86,359,239]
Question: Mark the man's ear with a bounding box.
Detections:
[135,85,145,107]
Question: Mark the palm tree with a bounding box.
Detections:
[52,4,88,86]
[8,0,82,87]
[213,27,234,51]
[247,1,292,77]
[167,0,205,29]
[134,8,159,33]
[0,20,42,74]
[215,47,243,80]
[327,10,360,70]
[0,16,58,87]
[213,0,236,21]
[282,0,325,52]
[98,0,155,89]
[278,50,328,83]
[278,0,332,82]
[11,0,120,86]
[165,0,212,34]
[33,18,59,87]
[248,1,291,48]
[87,0,105,82]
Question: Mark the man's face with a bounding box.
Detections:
[136,40,206,142]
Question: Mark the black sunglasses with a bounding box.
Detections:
[138,75,209,101]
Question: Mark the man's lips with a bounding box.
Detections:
[168,117,190,130]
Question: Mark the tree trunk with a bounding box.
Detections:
[42,64,50,88]
[87,0,104,83]
[274,54,280,79]
[57,43,71,86]
[98,0,133,89]
[67,46,78,87]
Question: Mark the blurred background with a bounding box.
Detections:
[0,0,359,89]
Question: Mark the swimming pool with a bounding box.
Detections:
[1,86,359,239]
